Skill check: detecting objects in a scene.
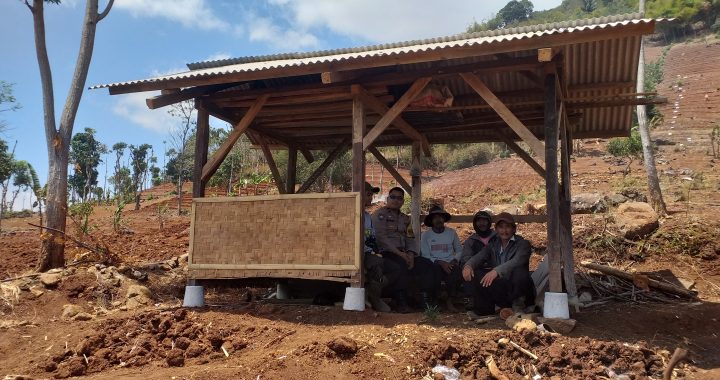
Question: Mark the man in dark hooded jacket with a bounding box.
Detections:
[460,210,495,265]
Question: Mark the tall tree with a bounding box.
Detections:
[129,144,152,210]
[167,101,196,215]
[111,142,127,201]
[69,127,103,202]
[0,81,22,134]
[0,139,15,231]
[10,160,33,211]
[26,163,44,226]
[26,0,114,271]
[497,0,533,27]
[636,0,667,215]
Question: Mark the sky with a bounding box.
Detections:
[0,0,562,210]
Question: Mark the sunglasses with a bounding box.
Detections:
[388,195,404,200]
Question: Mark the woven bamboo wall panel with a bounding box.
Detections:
[189,193,361,275]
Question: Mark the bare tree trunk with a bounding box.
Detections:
[31,0,114,271]
[636,0,667,215]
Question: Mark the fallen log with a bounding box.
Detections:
[580,261,697,299]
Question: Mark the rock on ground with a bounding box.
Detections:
[571,193,607,214]
[613,202,660,239]
[61,304,84,320]
[327,337,358,357]
[39,273,62,288]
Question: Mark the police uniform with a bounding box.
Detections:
[371,206,422,309]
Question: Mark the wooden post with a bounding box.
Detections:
[287,145,297,194]
[352,88,366,287]
[193,107,210,198]
[559,107,578,302]
[543,70,563,294]
[410,142,422,251]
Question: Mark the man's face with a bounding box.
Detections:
[386,190,404,210]
[432,214,445,229]
[474,217,490,232]
[364,189,374,207]
[496,221,514,240]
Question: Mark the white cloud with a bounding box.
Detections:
[150,66,188,78]
[205,52,232,62]
[265,0,563,43]
[247,16,319,50]
[115,0,229,31]
[112,92,177,134]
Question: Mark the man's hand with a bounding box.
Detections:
[437,260,452,274]
[397,250,414,270]
[462,265,474,282]
[481,269,499,287]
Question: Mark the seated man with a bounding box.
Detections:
[460,210,495,265]
[461,212,535,317]
[371,186,416,313]
[420,205,462,311]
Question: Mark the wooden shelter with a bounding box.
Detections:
[94,14,665,302]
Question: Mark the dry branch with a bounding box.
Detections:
[581,261,697,299]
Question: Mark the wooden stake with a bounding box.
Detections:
[544,72,563,294]
[410,142,422,251]
[559,105,578,302]
[192,107,210,198]
[352,91,366,287]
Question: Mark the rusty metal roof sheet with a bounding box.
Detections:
[90,13,653,91]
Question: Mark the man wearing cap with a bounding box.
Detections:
[419,205,462,311]
[371,186,416,313]
[462,212,535,316]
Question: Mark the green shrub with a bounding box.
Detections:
[69,202,93,235]
[608,128,643,158]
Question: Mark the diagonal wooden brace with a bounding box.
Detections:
[297,139,351,193]
[201,94,268,182]
[460,72,545,161]
[357,79,432,156]
[368,146,412,194]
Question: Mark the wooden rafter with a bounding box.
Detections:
[362,77,432,154]
[297,138,351,193]
[146,82,239,109]
[460,72,545,160]
[497,133,546,178]
[201,94,268,182]
[368,147,412,194]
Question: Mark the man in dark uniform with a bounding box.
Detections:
[371,186,416,313]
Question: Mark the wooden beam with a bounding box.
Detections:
[368,147,411,194]
[107,21,655,94]
[559,104,577,303]
[497,133,546,178]
[410,142,422,251]
[537,47,554,62]
[287,145,298,194]
[297,139,351,193]
[300,148,315,163]
[201,95,268,182]
[353,86,431,157]
[258,135,286,194]
[460,72,545,160]
[193,108,210,198]
[436,214,548,224]
[351,93,366,288]
[146,82,239,109]
[544,71,563,294]
[361,78,431,150]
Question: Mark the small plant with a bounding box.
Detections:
[112,202,126,233]
[423,303,440,323]
[157,203,168,231]
[608,127,643,177]
[710,124,720,158]
[69,202,93,235]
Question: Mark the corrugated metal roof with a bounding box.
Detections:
[90,13,653,91]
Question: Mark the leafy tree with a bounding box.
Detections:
[111,142,127,202]
[24,0,115,271]
[498,0,534,27]
[109,167,132,203]
[69,127,104,201]
[10,160,33,211]
[128,143,152,210]
[167,101,196,215]
[0,139,14,230]
[0,81,22,133]
[26,163,45,225]
[582,0,598,12]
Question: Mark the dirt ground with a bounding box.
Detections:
[2,38,720,379]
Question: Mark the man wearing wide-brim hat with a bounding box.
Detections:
[461,212,536,316]
[419,205,462,311]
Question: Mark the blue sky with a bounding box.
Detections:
[0,0,561,209]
